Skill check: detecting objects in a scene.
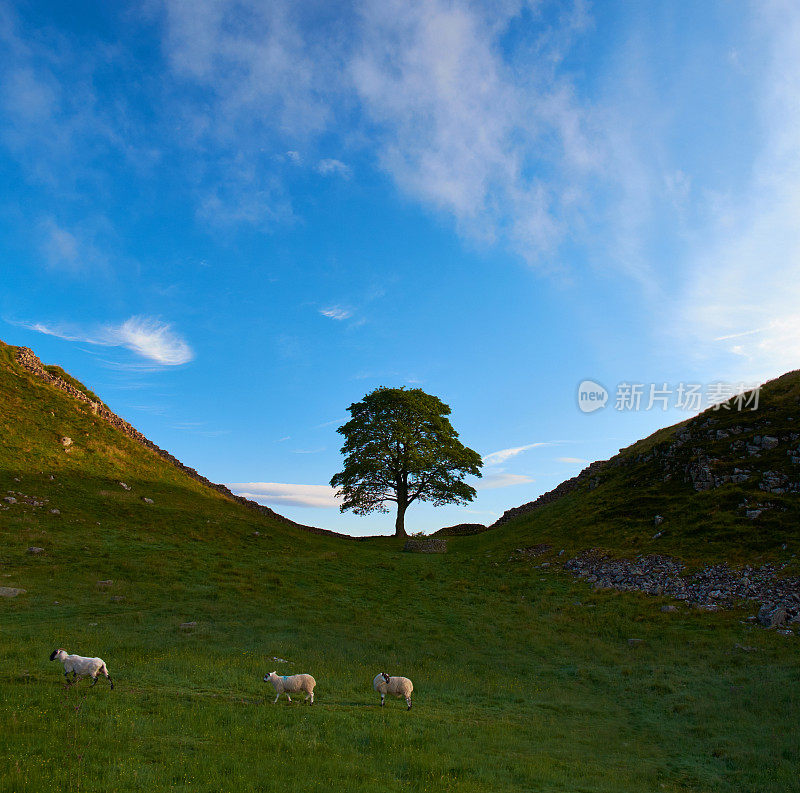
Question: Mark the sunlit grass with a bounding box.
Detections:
[1,340,799,791]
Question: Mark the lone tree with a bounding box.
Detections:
[330,387,482,537]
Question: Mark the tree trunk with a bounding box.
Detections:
[394,500,408,537]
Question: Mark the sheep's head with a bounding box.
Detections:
[263,671,277,683]
[381,672,390,683]
[49,649,66,661]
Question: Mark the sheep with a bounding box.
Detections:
[49,648,114,689]
[373,672,413,710]
[264,671,316,704]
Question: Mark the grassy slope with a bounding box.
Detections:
[489,372,800,567]
[1,341,798,792]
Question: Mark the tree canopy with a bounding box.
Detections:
[330,387,483,536]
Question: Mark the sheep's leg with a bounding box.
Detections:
[90,676,98,686]
[380,693,385,707]
[285,693,292,703]
[273,692,280,704]
[406,696,412,710]
[305,691,314,704]
[108,676,114,690]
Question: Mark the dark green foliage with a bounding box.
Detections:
[331,387,482,536]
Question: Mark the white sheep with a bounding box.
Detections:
[49,648,114,689]
[373,672,413,710]
[264,671,316,704]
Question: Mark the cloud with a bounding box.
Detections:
[110,317,194,365]
[227,482,340,508]
[482,442,555,467]
[351,0,596,262]
[475,473,534,490]
[36,217,112,275]
[557,457,588,464]
[319,306,353,320]
[316,158,350,177]
[19,316,194,366]
[674,1,800,382]
[158,0,596,261]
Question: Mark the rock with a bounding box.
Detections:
[142,497,154,504]
[119,482,131,491]
[252,531,260,537]
[3,496,16,504]
[762,436,779,450]
[627,638,644,646]
[110,595,125,602]
[758,604,788,628]
[180,621,198,629]
[97,580,114,586]
[661,605,678,612]
[654,515,664,526]
[403,538,447,553]
[734,643,757,652]
[652,531,663,539]
[27,547,45,555]
[746,509,763,519]
[61,437,72,448]
[0,587,26,597]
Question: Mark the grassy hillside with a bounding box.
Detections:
[489,371,800,566]
[1,341,798,792]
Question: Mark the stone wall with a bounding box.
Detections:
[403,537,447,553]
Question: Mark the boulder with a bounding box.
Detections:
[27,547,45,555]
[758,604,788,628]
[0,587,26,597]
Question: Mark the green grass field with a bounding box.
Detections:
[1,342,799,792]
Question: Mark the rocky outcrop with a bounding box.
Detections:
[14,346,364,541]
[491,376,800,529]
[558,549,800,626]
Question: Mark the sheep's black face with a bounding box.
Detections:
[49,650,58,661]
[382,672,390,683]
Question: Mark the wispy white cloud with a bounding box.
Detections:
[475,473,534,490]
[351,0,597,263]
[159,0,596,261]
[18,316,194,366]
[316,158,350,177]
[319,306,353,320]
[482,442,556,467]
[557,456,588,464]
[674,1,800,382]
[228,482,340,508]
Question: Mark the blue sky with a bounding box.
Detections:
[1,0,799,534]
